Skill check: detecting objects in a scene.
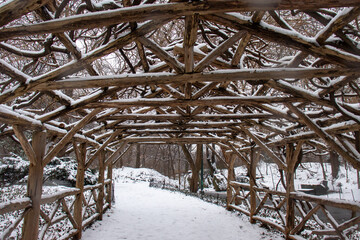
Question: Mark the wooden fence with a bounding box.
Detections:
[0,179,112,240]
[228,181,360,239]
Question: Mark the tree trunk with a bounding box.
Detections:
[181,144,203,193]
[329,151,340,179]
[206,145,221,191]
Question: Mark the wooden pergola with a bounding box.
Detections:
[0,0,359,239]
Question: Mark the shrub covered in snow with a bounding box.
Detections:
[0,154,97,187]
[44,157,97,186]
[0,154,29,186]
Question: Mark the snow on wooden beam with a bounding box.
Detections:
[110,145,132,166]
[286,103,360,169]
[316,7,360,44]
[32,68,359,91]
[194,30,246,72]
[123,137,228,144]
[42,109,102,166]
[104,142,128,166]
[203,13,360,67]
[0,0,52,27]
[1,1,360,40]
[85,129,123,168]
[0,104,100,147]
[113,122,242,130]
[12,125,37,165]
[85,96,304,109]
[100,113,276,121]
[0,18,175,104]
[122,129,238,135]
[138,36,184,74]
[240,126,287,170]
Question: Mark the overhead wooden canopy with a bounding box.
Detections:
[0,0,359,169]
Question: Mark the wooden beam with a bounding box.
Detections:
[32,67,360,91]
[231,11,264,66]
[226,142,250,166]
[138,36,184,73]
[104,142,127,166]
[0,17,176,104]
[101,113,276,121]
[231,33,252,66]
[113,121,243,130]
[174,45,235,70]
[35,7,99,76]
[112,145,132,166]
[12,125,37,165]
[123,129,237,135]
[240,126,287,170]
[124,137,227,144]
[85,130,123,168]
[0,105,100,147]
[316,7,360,44]
[202,13,360,67]
[289,7,360,68]
[85,96,305,108]
[286,103,360,169]
[0,59,27,83]
[0,0,52,27]
[43,109,101,166]
[319,75,359,97]
[2,1,360,40]
[195,30,246,72]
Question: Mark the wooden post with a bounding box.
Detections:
[285,143,295,239]
[97,150,105,220]
[135,143,140,168]
[73,142,86,240]
[249,148,258,224]
[22,130,47,240]
[224,150,235,210]
[106,162,113,208]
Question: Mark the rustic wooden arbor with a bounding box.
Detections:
[0,0,360,239]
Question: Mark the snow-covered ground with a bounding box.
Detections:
[82,181,283,240]
[233,162,360,201]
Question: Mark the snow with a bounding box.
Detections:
[113,167,178,186]
[82,182,282,240]
[235,161,360,202]
[315,8,354,41]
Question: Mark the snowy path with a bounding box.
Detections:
[82,182,282,240]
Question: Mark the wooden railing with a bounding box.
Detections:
[228,181,360,240]
[0,179,111,240]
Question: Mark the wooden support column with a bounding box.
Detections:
[356,131,360,189]
[97,150,105,220]
[284,141,303,239]
[285,143,295,239]
[184,14,198,73]
[224,149,235,210]
[21,130,47,240]
[249,147,258,224]
[73,142,86,240]
[106,163,113,208]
